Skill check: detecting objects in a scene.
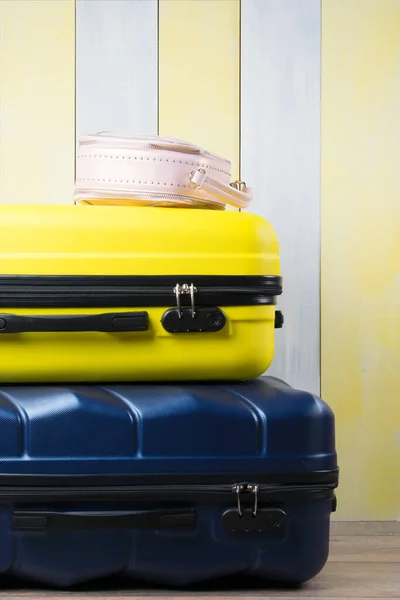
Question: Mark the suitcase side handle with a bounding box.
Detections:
[274,310,284,328]
[0,312,148,334]
[12,508,195,532]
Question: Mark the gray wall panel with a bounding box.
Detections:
[241,0,321,394]
[76,0,158,140]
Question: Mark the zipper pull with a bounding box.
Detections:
[232,483,259,518]
[247,484,259,517]
[189,168,253,209]
[232,483,245,518]
[174,283,197,319]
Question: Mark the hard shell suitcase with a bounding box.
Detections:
[0,377,338,588]
[0,204,281,383]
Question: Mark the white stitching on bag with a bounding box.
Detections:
[76,177,189,187]
[78,154,229,175]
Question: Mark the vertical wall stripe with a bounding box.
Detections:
[241,0,321,394]
[158,0,240,179]
[0,0,75,205]
[76,0,158,141]
[321,0,400,520]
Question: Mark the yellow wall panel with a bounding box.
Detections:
[0,0,75,205]
[159,0,240,179]
[321,0,400,519]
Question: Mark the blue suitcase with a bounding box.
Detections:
[0,377,338,588]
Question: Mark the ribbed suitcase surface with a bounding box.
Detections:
[0,377,338,587]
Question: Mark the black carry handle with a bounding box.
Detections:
[0,312,148,334]
[12,508,195,532]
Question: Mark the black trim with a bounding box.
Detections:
[0,469,338,488]
[0,275,282,309]
[0,275,282,287]
[0,473,338,504]
[0,484,337,504]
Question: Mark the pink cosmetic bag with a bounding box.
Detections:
[74,133,252,210]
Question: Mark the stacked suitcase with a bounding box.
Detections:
[0,135,338,588]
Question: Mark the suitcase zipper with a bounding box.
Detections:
[0,481,337,503]
[0,276,282,309]
[75,176,251,209]
[74,188,226,209]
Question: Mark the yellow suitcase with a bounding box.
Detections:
[0,205,282,383]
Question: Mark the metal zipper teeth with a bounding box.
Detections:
[76,189,216,200]
[74,189,226,209]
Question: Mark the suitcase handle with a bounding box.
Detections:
[12,508,195,532]
[0,312,148,334]
[274,310,284,328]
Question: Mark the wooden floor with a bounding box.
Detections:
[1,522,399,599]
